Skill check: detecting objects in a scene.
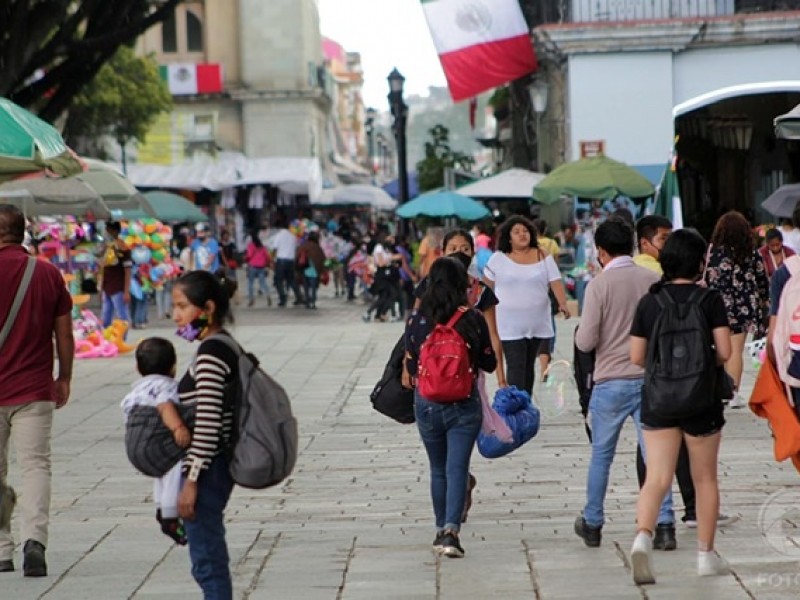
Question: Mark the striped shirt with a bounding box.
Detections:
[178,336,237,474]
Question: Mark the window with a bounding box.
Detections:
[162,11,177,53]
[186,10,203,52]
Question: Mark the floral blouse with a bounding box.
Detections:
[704,246,769,335]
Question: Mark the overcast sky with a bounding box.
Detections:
[318,0,448,109]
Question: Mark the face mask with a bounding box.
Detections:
[176,313,209,342]
[449,251,472,272]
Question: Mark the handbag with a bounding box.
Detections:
[0,256,36,351]
[370,336,414,424]
[477,373,513,442]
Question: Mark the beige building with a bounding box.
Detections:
[136,0,333,165]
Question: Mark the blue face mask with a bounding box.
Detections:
[176,314,209,342]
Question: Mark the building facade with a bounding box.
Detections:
[531,0,800,226]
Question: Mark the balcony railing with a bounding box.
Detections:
[569,0,734,23]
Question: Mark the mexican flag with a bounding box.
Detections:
[421,0,537,102]
[159,63,223,96]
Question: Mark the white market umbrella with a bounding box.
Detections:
[0,175,111,218]
[457,168,546,199]
[315,184,397,210]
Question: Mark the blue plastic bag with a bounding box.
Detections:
[477,386,541,459]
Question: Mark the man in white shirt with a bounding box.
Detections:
[267,220,303,307]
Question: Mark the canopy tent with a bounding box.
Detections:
[382,172,419,200]
[396,190,489,220]
[457,168,545,199]
[120,154,323,200]
[111,190,208,223]
[761,183,800,218]
[533,155,655,204]
[315,184,397,210]
[0,176,111,218]
[0,97,85,182]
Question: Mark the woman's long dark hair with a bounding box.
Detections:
[710,210,754,264]
[496,215,538,253]
[442,228,475,253]
[419,257,468,324]
[250,231,263,248]
[175,270,235,324]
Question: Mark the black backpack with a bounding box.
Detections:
[643,287,716,419]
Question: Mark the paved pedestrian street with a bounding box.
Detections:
[3,297,799,599]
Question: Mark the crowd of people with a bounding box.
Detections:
[2,196,797,597]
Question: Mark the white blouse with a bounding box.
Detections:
[484,251,562,340]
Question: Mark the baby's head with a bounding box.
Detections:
[135,337,177,378]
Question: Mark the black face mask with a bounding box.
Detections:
[449,251,472,272]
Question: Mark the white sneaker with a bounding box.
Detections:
[631,532,656,585]
[684,513,738,529]
[728,394,747,409]
[698,550,730,576]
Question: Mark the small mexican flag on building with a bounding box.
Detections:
[421,0,537,102]
[159,63,223,96]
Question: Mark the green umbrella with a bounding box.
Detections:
[0,97,84,182]
[532,155,655,204]
[75,159,156,216]
[653,159,684,228]
[396,190,489,220]
[112,190,208,223]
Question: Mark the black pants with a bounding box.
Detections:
[274,259,302,305]
[502,337,546,397]
[636,440,696,521]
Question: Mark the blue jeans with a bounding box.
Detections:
[183,454,235,600]
[101,291,129,328]
[130,294,149,326]
[415,391,482,532]
[304,276,319,307]
[583,378,673,528]
[247,267,269,301]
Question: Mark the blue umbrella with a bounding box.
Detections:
[396,190,489,220]
[382,172,419,200]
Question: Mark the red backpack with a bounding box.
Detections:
[417,307,474,402]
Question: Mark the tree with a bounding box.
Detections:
[65,46,173,161]
[0,0,181,122]
[415,125,475,192]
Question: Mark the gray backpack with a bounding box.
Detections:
[209,334,298,489]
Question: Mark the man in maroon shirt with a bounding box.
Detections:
[0,205,73,577]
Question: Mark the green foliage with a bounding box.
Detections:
[415,125,475,192]
[67,47,172,149]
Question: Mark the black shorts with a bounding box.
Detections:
[640,398,725,437]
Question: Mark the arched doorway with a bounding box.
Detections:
[673,83,800,234]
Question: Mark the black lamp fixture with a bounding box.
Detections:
[364,107,377,173]
[387,68,409,218]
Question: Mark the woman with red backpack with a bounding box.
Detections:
[404,257,497,559]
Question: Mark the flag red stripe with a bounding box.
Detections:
[439,35,537,103]
[196,64,222,94]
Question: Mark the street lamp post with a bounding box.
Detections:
[388,68,409,221]
[364,107,376,177]
[529,78,549,172]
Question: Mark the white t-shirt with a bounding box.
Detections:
[783,228,800,255]
[269,228,298,260]
[120,375,179,423]
[484,252,562,340]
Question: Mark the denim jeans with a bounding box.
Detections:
[154,283,171,318]
[583,378,674,528]
[130,294,149,327]
[303,276,319,307]
[101,290,130,328]
[247,267,269,301]
[273,259,301,305]
[183,454,235,600]
[415,391,482,532]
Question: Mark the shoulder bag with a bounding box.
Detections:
[0,256,36,352]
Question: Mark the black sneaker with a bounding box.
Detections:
[574,516,602,548]
[22,539,46,577]
[439,530,465,558]
[653,523,677,551]
[432,531,446,553]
